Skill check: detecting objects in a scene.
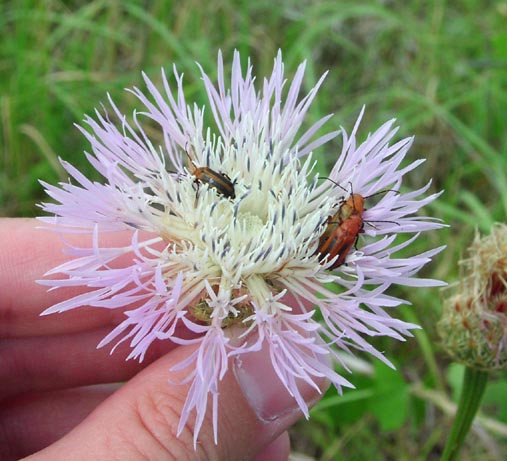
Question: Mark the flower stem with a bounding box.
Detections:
[441,367,489,461]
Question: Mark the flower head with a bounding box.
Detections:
[39,50,444,444]
[439,224,507,370]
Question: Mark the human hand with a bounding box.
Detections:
[0,218,327,461]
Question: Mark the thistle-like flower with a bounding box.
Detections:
[39,50,444,444]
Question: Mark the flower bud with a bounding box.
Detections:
[439,224,507,370]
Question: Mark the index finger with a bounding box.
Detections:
[0,218,130,338]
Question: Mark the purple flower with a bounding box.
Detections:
[39,50,445,445]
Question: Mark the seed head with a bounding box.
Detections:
[439,224,507,370]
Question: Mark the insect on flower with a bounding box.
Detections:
[317,193,365,269]
[192,167,236,199]
[185,148,236,199]
[316,182,399,269]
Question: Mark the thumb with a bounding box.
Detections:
[23,342,328,461]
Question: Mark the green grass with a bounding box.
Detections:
[2,0,507,459]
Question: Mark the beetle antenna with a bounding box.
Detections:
[319,176,348,193]
[364,189,399,199]
[364,219,401,229]
[183,142,198,172]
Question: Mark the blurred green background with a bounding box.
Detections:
[2,1,507,459]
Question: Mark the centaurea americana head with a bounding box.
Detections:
[439,224,507,370]
[39,50,445,444]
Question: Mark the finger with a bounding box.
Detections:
[0,218,134,337]
[253,432,291,461]
[22,341,327,461]
[0,327,178,398]
[0,218,180,339]
[0,384,119,460]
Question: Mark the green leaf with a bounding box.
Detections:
[368,362,410,431]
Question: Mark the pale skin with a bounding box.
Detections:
[0,218,326,461]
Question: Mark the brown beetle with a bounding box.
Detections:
[316,194,365,269]
[192,166,236,199]
[185,149,236,199]
[316,181,401,269]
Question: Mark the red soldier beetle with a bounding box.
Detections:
[316,179,398,269]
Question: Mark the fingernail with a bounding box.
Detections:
[233,345,326,423]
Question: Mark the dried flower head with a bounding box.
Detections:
[39,50,444,444]
[439,224,507,370]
